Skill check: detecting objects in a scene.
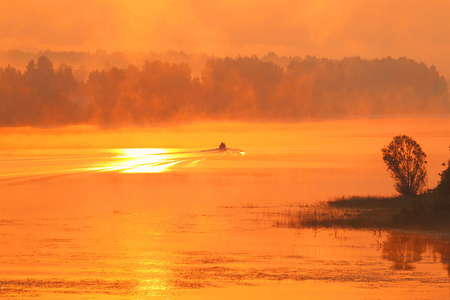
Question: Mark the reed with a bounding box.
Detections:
[278,193,450,232]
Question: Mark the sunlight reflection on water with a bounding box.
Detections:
[0,140,449,299]
[0,148,246,180]
[92,148,183,173]
[91,148,245,174]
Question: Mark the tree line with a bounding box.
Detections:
[0,55,448,127]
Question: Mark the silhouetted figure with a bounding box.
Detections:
[219,142,226,151]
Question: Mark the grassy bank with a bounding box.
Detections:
[279,193,450,232]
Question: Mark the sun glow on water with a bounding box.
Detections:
[87,147,244,174]
[121,160,185,174]
[90,148,186,173]
[0,147,245,181]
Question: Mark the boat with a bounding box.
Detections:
[218,142,227,151]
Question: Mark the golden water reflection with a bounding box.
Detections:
[1,209,449,299]
[88,148,244,174]
[382,232,450,274]
[1,144,449,299]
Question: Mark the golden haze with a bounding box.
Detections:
[0,1,449,77]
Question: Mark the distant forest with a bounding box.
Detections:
[0,51,448,127]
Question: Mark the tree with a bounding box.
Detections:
[436,146,450,196]
[436,160,450,195]
[381,135,427,196]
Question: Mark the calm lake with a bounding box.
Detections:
[0,119,449,299]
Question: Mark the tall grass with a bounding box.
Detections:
[277,193,450,231]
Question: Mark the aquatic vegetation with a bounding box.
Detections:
[278,193,450,231]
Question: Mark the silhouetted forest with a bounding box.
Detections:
[0,53,448,127]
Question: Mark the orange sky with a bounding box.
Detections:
[1,0,450,77]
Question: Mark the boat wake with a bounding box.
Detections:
[106,147,245,174]
[0,147,245,183]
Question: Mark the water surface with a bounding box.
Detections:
[1,120,449,299]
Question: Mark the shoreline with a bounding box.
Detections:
[277,193,450,234]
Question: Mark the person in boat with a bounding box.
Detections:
[219,142,227,151]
